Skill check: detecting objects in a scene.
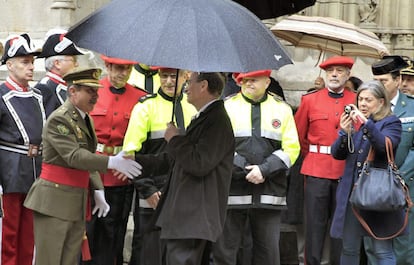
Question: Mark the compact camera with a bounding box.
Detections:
[344,105,352,115]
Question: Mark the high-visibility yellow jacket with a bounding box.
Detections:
[224,92,300,209]
[123,89,196,198]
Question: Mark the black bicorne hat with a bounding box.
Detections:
[37,29,85,58]
[0,33,41,64]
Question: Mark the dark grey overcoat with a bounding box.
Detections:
[156,100,235,242]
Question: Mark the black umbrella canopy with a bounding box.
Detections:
[233,0,317,19]
[66,0,292,73]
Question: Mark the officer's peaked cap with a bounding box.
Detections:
[63,67,103,88]
[371,55,409,75]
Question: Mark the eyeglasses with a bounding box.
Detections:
[160,73,177,80]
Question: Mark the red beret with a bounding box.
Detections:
[235,70,271,84]
[100,54,137,65]
[319,56,354,70]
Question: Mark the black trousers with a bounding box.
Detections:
[212,208,281,265]
[165,238,211,265]
[304,176,341,265]
[84,185,134,265]
[138,207,165,265]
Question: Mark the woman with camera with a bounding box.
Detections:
[330,80,403,265]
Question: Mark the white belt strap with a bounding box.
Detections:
[309,144,331,154]
[260,195,287,205]
[228,195,252,205]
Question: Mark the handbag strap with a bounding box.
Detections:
[366,137,394,163]
[385,137,395,165]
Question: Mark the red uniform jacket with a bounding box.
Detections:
[294,88,355,179]
[90,77,147,186]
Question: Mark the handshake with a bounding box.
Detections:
[107,151,142,179]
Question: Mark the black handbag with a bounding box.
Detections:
[349,137,413,239]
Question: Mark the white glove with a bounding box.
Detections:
[107,151,142,179]
[92,190,110,218]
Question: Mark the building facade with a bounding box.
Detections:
[0,0,413,105]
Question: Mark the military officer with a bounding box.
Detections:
[0,33,44,265]
[365,55,414,265]
[86,55,147,265]
[24,67,142,265]
[400,59,414,96]
[294,56,356,265]
[35,28,84,117]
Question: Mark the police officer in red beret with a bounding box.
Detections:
[0,33,45,265]
[35,29,85,117]
[213,69,300,265]
[84,55,147,265]
[294,56,356,265]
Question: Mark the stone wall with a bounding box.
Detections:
[1,0,414,108]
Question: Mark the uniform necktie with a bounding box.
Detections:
[84,114,94,136]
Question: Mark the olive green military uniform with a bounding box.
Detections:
[24,99,109,265]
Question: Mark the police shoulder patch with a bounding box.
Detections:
[57,124,70,135]
[272,119,282,129]
[139,93,157,103]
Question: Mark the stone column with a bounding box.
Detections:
[50,0,76,29]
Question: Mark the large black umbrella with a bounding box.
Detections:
[66,0,292,73]
[233,0,316,20]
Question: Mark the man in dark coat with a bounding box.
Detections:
[136,72,235,265]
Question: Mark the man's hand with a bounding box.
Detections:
[146,191,162,209]
[245,165,265,184]
[92,190,110,218]
[164,122,179,142]
[108,151,142,179]
[113,170,130,182]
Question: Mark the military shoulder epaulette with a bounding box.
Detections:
[139,93,157,103]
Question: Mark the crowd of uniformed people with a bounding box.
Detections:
[0,30,414,265]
